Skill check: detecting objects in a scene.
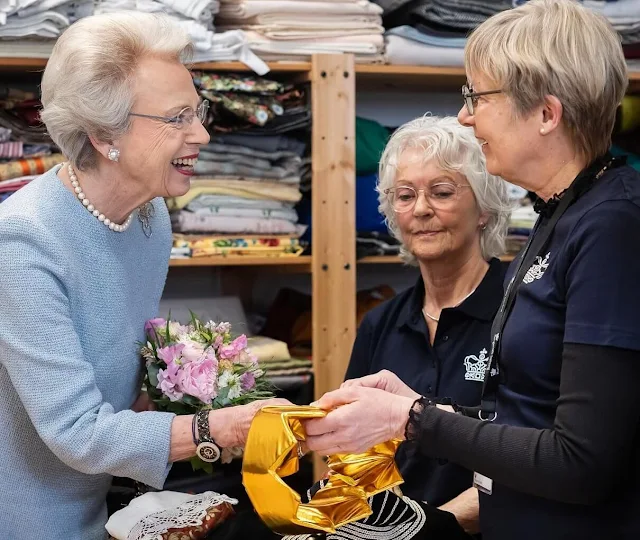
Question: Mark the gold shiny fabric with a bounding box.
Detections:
[242,405,403,535]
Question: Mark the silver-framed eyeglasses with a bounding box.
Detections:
[385,183,473,212]
[128,99,210,129]
[462,85,502,115]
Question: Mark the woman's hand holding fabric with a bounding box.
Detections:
[221,398,293,448]
[342,369,421,400]
[304,387,414,455]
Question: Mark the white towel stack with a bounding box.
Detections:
[216,0,385,63]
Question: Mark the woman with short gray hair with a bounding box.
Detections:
[0,12,287,539]
[343,115,511,535]
[307,0,640,538]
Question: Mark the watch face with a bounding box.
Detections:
[197,441,221,463]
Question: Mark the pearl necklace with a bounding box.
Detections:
[68,164,133,233]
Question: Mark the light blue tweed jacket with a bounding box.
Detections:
[0,165,176,539]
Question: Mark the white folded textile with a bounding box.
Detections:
[385,34,464,67]
[0,38,54,57]
[16,0,72,16]
[219,13,381,25]
[219,23,384,40]
[105,490,238,540]
[218,0,382,19]
[191,28,270,74]
[158,0,213,19]
[245,29,383,54]
[0,0,38,23]
[0,10,69,38]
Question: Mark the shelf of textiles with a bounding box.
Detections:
[166,69,312,263]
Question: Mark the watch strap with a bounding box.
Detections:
[195,410,221,463]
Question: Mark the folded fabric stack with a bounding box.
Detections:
[0,88,64,201]
[0,0,92,57]
[583,0,640,48]
[216,0,385,63]
[166,72,308,258]
[377,0,510,66]
[94,0,269,72]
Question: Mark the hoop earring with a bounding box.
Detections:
[107,148,120,162]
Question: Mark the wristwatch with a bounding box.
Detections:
[193,410,221,463]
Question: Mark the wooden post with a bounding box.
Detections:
[310,53,356,477]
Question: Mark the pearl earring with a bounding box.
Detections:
[480,223,487,230]
[107,148,120,162]
[539,128,545,135]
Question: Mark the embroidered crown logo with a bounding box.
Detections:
[523,252,550,284]
[464,348,488,382]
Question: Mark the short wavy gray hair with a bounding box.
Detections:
[466,0,627,163]
[40,12,193,171]
[378,115,512,265]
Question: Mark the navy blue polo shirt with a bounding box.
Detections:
[345,258,506,506]
[480,164,640,539]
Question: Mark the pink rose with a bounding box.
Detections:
[178,356,218,404]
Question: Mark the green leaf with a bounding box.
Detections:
[189,455,213,474]
[147,364,160,388]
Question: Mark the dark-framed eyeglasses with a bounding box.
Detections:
[461,85,503,115]
[128,99,210,129]
[384,183,472,213]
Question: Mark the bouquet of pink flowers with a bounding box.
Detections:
[139,313,274,471]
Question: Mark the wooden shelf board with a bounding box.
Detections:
[356,64,466,77]
[0,58,312,72]
[358,254,516,264]
[169,255,311,267]
[191,61,311,72]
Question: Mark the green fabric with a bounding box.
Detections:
[356,116,390,175]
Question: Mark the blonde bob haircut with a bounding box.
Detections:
[465,0,628,163]
[40,12,193,171]
[377,115,512,266]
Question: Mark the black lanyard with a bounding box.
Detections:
[478,154,624,420]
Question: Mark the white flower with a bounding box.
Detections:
[168,321,188,340]
[218,370,233,389]
[218,371,242,399]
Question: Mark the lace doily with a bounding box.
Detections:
[127,492,238,540]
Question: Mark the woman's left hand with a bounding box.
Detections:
[131,391,156,412]
[305,387,415,455]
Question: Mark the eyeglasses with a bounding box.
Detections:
[385,183,472,213]
[128,99,210,129]
[461,85,502,115]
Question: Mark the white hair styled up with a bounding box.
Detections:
[377,115,512,265]
[40,12,193,171]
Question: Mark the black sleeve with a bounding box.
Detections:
[344,316,375,382]
[410,342,640,505]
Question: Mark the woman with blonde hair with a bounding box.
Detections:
[306,0,640,538]
[0,12,287,539]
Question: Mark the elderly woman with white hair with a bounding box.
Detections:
[306,0,640,538]
[342,115,511,535]
[0,12,287,539]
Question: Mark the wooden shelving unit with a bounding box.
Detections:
[169,255,312,268]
